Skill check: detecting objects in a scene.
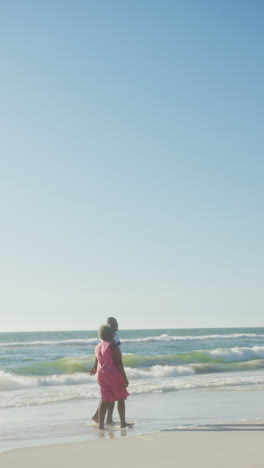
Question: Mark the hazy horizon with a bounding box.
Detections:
[1,325,264,334]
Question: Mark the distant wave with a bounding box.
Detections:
[121,334,264,343]
[0,338,99,348]
[1,333,263,348]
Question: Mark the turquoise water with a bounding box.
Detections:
[1,327,264,451]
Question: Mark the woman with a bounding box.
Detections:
[92,324,132,429]
[90,317,121,424]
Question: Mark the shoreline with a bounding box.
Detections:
[1,421,264,468]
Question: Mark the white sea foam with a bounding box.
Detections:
[207,346,264,362]
[126,365,195,378]
[1,373,264,408]
[129,375,264,394]
[0,385,99,408]
[0,370,94,391]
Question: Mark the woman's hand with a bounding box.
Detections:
[125,378,129,387]
[89,358,98,376]
[89,365,97,376]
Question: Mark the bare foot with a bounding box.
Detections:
[92,416,99,423]
[121,422,135,428]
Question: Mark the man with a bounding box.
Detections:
[90,317,121,424]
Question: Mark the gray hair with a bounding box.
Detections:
[98,324,114,342]
[106,317,118,327]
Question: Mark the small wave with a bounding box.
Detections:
[14,356,95,376]
[129,375,264,395]
[123,347,264,367]
[191,359,264,374]
[0,370,94,391]
[126,365,195,378]
[0,386,99,408]
[125,360,264,378]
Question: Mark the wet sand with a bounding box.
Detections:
[1,422,264,468]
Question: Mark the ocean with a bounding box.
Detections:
[1,327,264,452]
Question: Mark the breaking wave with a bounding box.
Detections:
[1,371,264,408]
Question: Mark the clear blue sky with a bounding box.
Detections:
[0,1,263,331]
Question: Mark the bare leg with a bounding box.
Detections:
[106,401,115,424]
[117,400,134,428]
[117,399,126,428]
[92,403,100,423]
[98,401,110,429]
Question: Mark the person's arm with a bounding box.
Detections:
[89,357,98,376]
[110,342,129,386]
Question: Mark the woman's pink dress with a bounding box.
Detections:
[95,340,129,402]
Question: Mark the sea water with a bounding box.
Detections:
[1,328,264,452]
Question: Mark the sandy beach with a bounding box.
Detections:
[1,422,264,468]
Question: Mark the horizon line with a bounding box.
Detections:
[1,325,264,333]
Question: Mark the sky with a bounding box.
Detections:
[0,0,263,331]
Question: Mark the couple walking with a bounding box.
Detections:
[90,317,133,430]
